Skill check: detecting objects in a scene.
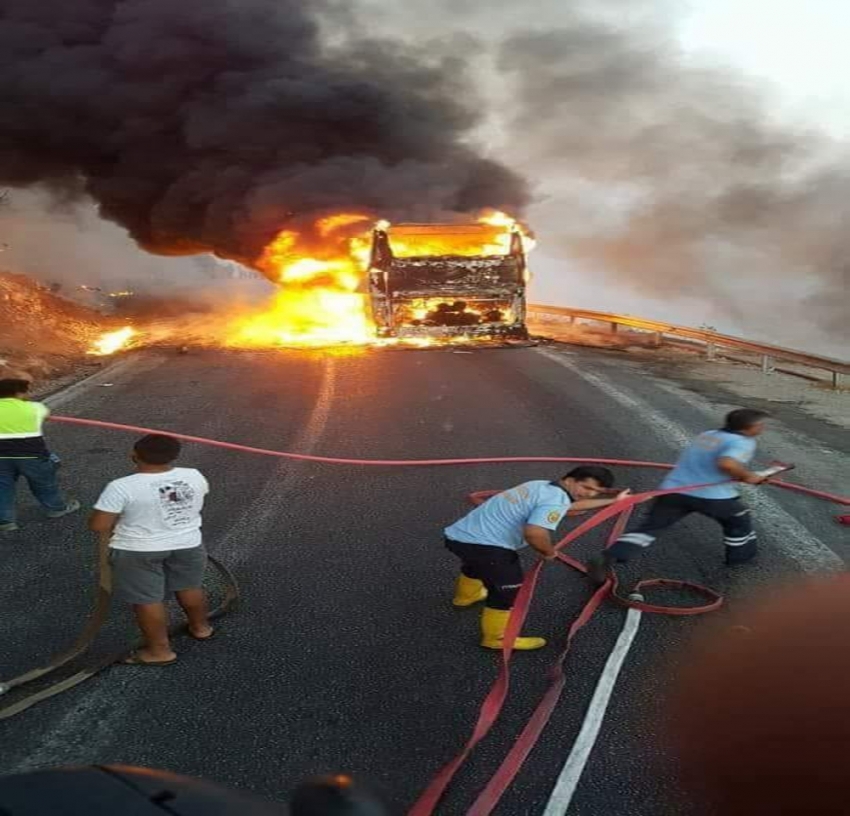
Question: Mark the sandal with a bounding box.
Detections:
[121,651,177,667]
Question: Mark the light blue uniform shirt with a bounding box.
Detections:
[444,480,571,551]
[661,430,757,500]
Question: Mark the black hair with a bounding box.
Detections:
[563,465,615,488]
[133,434,181,465]
[723,408,769,433]
[0,379,31,398]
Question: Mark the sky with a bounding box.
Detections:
[678,0,850,140]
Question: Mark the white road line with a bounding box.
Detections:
[640,375,848,497]
[222,354,338,569]
[537,347,843,574]
[44,355,161,410]
[542,607,643,816]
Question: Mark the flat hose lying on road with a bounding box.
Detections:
[2,415,846,798]
[0,547,238,720]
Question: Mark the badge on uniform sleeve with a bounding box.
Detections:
[547,510,562,524]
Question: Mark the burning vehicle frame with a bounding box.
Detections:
[366,223,530,343]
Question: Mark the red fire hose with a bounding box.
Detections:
[409,487,729,816]
[48,416,850,507]
[48,415,847,814]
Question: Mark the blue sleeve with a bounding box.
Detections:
[527,503,568,531]
[719,436,755,465]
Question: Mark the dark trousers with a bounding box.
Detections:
[445,538,523,610]
[608,493,757,565]
[0,457,66,524]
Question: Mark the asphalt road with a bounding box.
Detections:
[0,344,846,815]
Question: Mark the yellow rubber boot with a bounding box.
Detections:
[452,574,488,607]
[480,607,546,651]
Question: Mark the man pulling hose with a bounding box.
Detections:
[444,467,630,651]
[590,408,771,582]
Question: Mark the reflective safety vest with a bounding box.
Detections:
[0,399,50,458]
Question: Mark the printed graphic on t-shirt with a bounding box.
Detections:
[156,480,197,528]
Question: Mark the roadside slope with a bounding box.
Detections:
[0,272,108,379]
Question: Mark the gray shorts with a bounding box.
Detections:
[110,546,207,605]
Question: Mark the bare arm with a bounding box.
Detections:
[523,524,557,560]
[568,489,632,517]
[88,510,119,536]
[717,456,765,485]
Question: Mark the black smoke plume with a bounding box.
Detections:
[0,0,528,274]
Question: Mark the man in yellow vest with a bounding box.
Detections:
[0,378,79,532]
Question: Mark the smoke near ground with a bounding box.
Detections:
[0,0,528,272]
[0,189,272,314]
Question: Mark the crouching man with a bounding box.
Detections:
[444,467,629,651]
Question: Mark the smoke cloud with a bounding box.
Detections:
[1,0,847,353]
[0,0,528,274]
[488,6,849,345]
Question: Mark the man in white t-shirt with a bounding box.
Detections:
[89,434,211,666]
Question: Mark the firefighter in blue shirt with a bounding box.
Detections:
[444,466,629,651]
[590,408,770,582]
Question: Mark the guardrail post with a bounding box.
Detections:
[651,332,662,348]
[761,355,774,375]
[610,322,618,334]
[832,371,844,390]
[706,342,716,361]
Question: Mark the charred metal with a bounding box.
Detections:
[366,224,529,341]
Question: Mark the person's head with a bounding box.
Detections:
[561,465,615,499]
[723,408,769,437]
[132,434,181,468]
[0,378,31,399]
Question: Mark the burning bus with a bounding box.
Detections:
[365,222,530,342]
[84,214,535,354]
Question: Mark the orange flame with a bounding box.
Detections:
[88,326,139,356]
[231,213,373,348]
[225,209,533,348]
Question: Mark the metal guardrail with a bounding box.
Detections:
[528,304,849,389]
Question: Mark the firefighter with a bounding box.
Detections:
[444,466,629,650]
[589,408,770,582]
[0,377,79,532]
